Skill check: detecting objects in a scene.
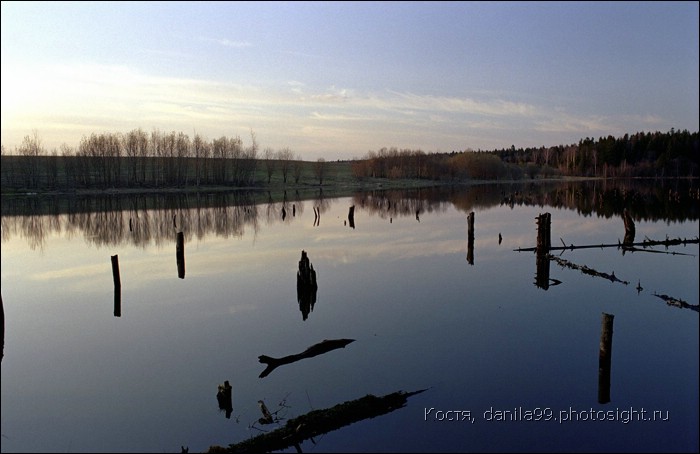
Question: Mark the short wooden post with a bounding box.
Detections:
[598,312,614,404]
[348,205,355,229]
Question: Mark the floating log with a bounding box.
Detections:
[176,232,185,279]
[217,380,233,419]
[258,338,354,378]
[598,313,614,404]
[515,236,699,252]
[207,388,427,453]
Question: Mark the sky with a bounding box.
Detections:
[1,1,698,161]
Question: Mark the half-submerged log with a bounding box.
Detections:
[176,231,185,279]
[258,338,354,378]
[217,380,233,419]
[207,388,427,453]
[598,313,614,404]
[297,250,318,321]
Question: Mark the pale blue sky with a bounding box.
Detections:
[1,1,698,160]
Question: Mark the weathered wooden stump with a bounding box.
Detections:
[297,250,318,320]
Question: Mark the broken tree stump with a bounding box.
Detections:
[297,250,318,321]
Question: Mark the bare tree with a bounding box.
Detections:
[292,153,304,183]
[263,147,276,184]
[314,157,326,185]
[277,147,294,184]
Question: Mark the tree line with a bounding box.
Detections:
[352,129,699,181]
[2,127,697,192]
[0,129,333,190]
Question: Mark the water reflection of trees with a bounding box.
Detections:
[2,180,697,249]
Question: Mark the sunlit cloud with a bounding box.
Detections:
[0,61,677,158]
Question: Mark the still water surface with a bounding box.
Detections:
[1,180,698,453]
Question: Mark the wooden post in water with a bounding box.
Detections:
[348,205,355,229]
[111,255,122,317]
[622,209,635,245]
[598,312,614,404]
[536,213,551,253]
[297,250,318,321]
[176,232,185,279]
[467,212,475,265]
[534,213,551,289]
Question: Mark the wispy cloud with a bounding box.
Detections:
[201,37,252,48]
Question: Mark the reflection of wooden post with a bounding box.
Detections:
[467,212,474,265]
[111,255,122,317]
[176,232,185,279]
[598,312,614,404]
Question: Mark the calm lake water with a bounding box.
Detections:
[1,180,698,453]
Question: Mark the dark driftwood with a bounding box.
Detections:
[515,236,699,253]
[652,293,700,313]
[207,389,427,453]
[258,339,354,378]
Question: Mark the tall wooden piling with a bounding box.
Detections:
[536,213,551,253]
[111,255,122,317]
[176,232,185,279]
[467,212,475,265]
[598,312,614,404]
[534,213,551,289]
